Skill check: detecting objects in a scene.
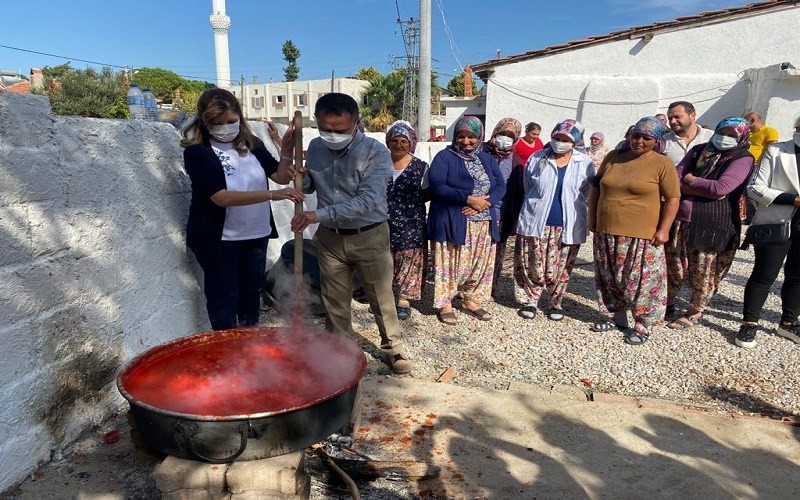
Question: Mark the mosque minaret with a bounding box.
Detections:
[209,0,232,87]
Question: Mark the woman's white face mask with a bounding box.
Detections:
[711,133,738,151]
[550,140,573,154]
[494,135,514,150]
[209,120,240,142]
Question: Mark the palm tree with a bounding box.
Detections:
[360,69,405,131]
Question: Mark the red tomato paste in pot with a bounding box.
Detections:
[120,327,365,417]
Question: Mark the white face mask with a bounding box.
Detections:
[711,134,738,151]
[793,132,800,148]
[319,129,356,150]
[550,140,573,154]
[209,120,240,142]
[494,135,514,150]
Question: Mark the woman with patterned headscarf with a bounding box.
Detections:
[514,119,596,321]
[484,117,522,300]
[385,120,429,321]
[428,116,506,324]
[665,117,754,330]
[588,132,611,166]
[588,116,681,345]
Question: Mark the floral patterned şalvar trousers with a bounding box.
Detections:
[594,232,667,329]
[666,221,736,312]
[392,247,425,301]
[513,226,580,309]
[432,220,495,309]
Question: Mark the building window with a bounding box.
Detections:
[251,96,264,109]
[254,89,258,95]
[273,95,285,106]
[294,94,307,107]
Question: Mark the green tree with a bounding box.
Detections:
[353,66,382,83]
[446,73,478,97]
[46,66,129,118]
[361,68,405,131]
[132,67,212,105]
[42,62,73,80]
[282,40,300,82]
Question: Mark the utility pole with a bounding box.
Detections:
[418,0,431,140]
[330,70,335,92]
[396,16,419,126]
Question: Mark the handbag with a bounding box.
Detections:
[742,220,791,248]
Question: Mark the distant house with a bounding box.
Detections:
[471,0,800,142]
[0,69,31,94]
[227,77,370,126]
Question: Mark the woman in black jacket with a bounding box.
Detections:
[181,88,304,330]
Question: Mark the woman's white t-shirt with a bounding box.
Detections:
[211,140,272,241]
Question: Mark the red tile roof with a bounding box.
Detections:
[0,80,31,94]
[471,0,798,77]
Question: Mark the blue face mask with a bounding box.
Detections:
[711,134,738,151]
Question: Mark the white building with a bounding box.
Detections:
[470,1,800,143]
[228,78,370,125]
[441,95,486,140]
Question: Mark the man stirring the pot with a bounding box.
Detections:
[291,93,412,375]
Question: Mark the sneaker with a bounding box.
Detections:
[735,323,758,348]
[776,323,800,344]
[390,354,412,374]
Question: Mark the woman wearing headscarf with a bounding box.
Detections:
[484,117,522,300]
[385,121,429,321]
[666,117,754,329]
[514,120,596,320]
[587,132,611,166]
[588,116,681,345]
[428,116,506,324]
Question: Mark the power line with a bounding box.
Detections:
[435,0,463,72]
[488,77,738,106]
[0,43,216,83]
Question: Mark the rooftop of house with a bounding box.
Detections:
[471,0,798,78]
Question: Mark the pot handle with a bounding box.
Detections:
[173,420,249,464]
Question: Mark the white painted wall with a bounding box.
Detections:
[442,96,487,140]
[0,93,213,491]
[482,6,800,145]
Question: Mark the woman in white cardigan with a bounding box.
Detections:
[513,119,595,321]
[735,119,800,348]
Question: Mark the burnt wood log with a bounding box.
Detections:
[304,448,440,483]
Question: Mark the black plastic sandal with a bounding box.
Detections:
[624,325,650,345]
[517,305,538,319]
[591,320,618,332]
[396,306,412,321]
[547,308,565,321]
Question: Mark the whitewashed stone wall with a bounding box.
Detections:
[0,92,210,491]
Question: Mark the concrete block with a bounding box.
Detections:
[154,455,230,495]
[225,452,307,496]
[162,490,231,500]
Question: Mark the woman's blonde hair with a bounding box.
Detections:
[180,88,254,154]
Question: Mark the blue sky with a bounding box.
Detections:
[2,0,753,85]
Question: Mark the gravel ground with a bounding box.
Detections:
[273,240,800,419]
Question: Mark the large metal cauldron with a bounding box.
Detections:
[117,326,366,463]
